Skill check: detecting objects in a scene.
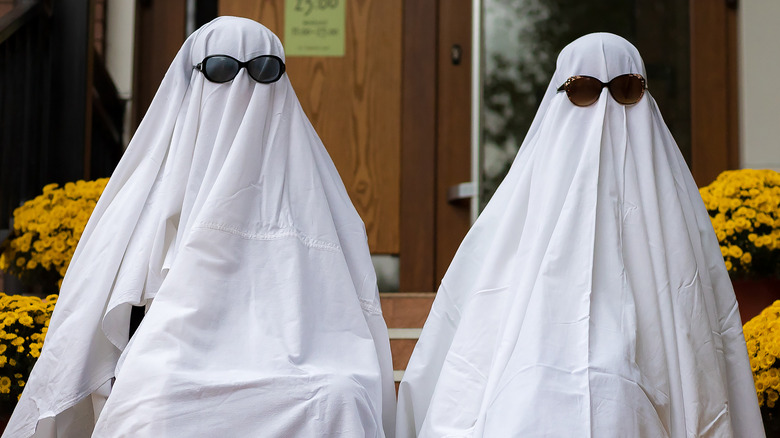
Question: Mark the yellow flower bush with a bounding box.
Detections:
[745,301,780,407]
[0,293,56,410]
[0,179,108,288]
[700,169,780,278]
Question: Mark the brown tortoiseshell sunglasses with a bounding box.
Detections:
[557,73,647,107]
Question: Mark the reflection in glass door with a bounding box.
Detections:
[479,0,691,208]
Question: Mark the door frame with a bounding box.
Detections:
[690,0,739,186]
[400,0,741,291]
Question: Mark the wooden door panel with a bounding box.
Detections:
[399,0,437,291]
[220,0,402,254]
[436,0,472,281]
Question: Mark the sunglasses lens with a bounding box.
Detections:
[609,75,645,105]
[203,56,240,83]
[247,56,283,83]
[566,77,603,107]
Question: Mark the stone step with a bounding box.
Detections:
[379,292,435,387]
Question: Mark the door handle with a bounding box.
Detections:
[447,182,476,203]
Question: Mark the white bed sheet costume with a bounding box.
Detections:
[396,33,764,438]
[4,16,395,438]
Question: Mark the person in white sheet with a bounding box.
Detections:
[396,33,764,438]
[4,16,395,438]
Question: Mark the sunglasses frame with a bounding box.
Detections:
[194,54,286,84]
[557,73,647,106]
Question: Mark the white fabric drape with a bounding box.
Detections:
[396,33,764,438]
[5,16,395,438]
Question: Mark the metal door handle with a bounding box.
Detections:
[447,182,476,203]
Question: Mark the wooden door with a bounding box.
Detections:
[130,0,474,291]
[220,0,473,291]
[220,0,402,256]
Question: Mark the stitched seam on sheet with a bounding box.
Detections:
[359,297,382,315]
[196,221,341,252]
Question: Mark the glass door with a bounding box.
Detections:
[479,0,691,208]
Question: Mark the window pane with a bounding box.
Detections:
[481,0,691,208]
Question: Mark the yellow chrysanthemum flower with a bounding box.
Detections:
[729,245,743,258]
[18,315,34,327]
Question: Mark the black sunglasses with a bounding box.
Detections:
[194,54,286,84]
[557,73,647,107]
